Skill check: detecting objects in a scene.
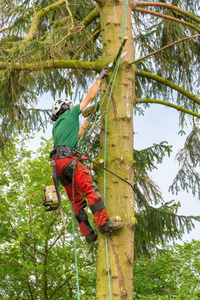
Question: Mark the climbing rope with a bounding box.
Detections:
[57,183,80,299]
[70,202,80,300]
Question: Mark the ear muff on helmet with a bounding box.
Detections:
[61,103,70,111]
[51,114,58,122]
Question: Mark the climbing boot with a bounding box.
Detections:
[85,230,97,244]
[100,220,125,235]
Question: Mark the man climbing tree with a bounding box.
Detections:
[1,0,200,299]
[49,68,124,244]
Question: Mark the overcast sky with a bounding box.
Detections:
[134,103,200,243]
[29,91,200,244]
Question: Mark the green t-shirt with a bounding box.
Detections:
[52,104,81,148]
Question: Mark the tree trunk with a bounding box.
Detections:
[95,1,136,299]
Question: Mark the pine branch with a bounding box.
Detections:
[94,0,107,6]
[81,7,100,27]
[133,8,200,34]
[137,98,200,118]
[137,70,200,106]
[130,34,200,65]
[136,2,200,24]
[0,58,103,72]
[72,22,101,60]
[0,25,14,33]
[24,0,67,42]
[169,127,200,197]
[24,2,99,42]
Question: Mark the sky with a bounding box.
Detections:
[29,91,200,244]
[134,103,200,243]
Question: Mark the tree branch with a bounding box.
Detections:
[81,7,100,27]
[48,228,65,251]
[137,70,200,106]
[24,1,100,42]
[94,0,107,6]
[136,2,200,24]
[133,8,200,34]
[49,276,73,298]
[0,58,103,72]
[23,0,66,42]
[137,98,200,118]
[130,34,200,64]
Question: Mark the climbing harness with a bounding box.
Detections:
[74,149,134,191]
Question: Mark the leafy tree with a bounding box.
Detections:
[133,240,200,300]
[0,137,97,299]
[1,0,200,299]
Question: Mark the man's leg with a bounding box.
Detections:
[73,162,109,228]
[65,182,96,237]
[56,158,97,243]
[73,162,125,234]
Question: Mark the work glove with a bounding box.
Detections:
[97,68,108,80]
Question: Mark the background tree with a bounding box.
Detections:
[1,0,200,299]
[133,240,200,300]
[0,137,97,299]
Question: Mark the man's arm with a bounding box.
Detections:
[80,69,108,112]
[78,118,90,138]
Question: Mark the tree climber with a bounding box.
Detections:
[50,68,124,244]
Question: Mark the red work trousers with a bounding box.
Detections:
[55,156,109,236]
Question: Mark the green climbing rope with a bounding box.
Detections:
[70,202,80,300]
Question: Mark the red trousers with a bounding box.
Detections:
[55,156,109,236]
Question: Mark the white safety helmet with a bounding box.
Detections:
[52,98,70,116]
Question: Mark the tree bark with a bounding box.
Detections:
[95,1,136,299]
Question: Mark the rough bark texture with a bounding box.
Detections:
[95,1,136,299]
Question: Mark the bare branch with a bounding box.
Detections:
[130,34,200,64]
[137,70,200,106]
[133,8,200,34]
[136,2,200,24]
[137,98,200,118]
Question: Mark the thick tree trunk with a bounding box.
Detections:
[95,1,136,299]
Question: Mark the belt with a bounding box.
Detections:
[50,146,77,159]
